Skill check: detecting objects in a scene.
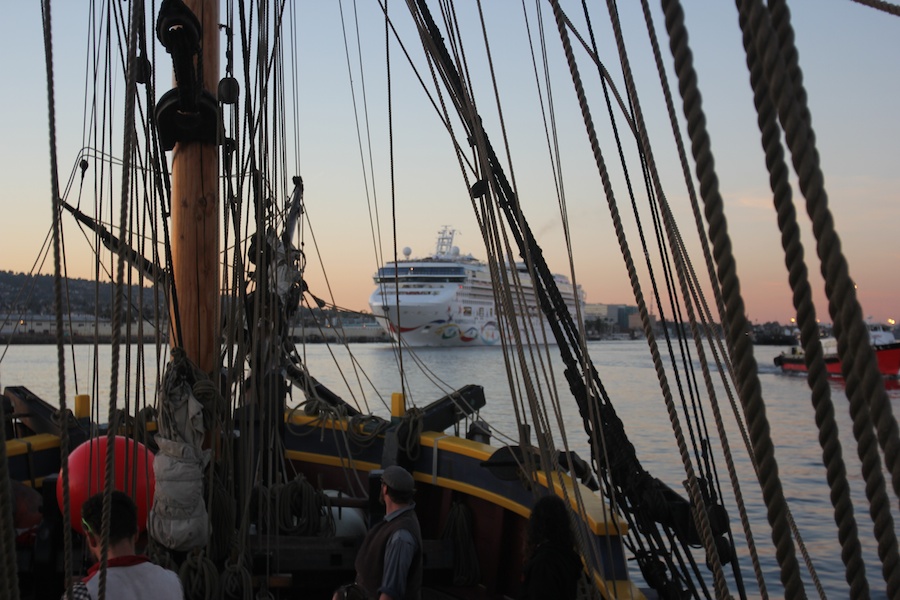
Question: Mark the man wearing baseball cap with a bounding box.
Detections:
[351,465,423,600]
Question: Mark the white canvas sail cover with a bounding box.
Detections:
[148,352,211,551]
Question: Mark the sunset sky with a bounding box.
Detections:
[1,1,897,325]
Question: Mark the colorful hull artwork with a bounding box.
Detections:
[388,319,502,345]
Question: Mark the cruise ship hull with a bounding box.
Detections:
[369,229,584,347]
[370,279,505,346]
[372,311,502,346]
[370,298,575,347]
[369,245,584,347]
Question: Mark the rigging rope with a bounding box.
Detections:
[545,0,728,595]
[635,4,769,593]
[97,1,144,596]
[577,1,765,596]
[41,1,70,598]
[660,0,807,596]
[209,471,236,564]
[733,1,867,597]
[767,0,900,507]
[849,0,900,16]
[575,7,730,578]
[492,3,617,581]
[753,1,900,596]
[403,1,740,596]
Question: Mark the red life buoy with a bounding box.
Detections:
[56,436,155,534]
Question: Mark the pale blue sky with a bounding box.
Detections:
[1,1,898,324]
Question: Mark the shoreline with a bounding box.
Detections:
[0,334,389,345]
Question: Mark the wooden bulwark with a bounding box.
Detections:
[282,417,637,597]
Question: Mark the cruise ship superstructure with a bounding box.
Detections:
[368,227,585,346]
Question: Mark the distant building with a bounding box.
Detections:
[289,313,388,343]
[583,303,656,335]
[603,304,639,330]
[627,310,656,331]
[583,303,612,322]
[0,314,163,341]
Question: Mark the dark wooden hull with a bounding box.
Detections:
[279,415,635,598]
[6,387,641,600]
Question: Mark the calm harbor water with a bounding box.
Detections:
[2,340,898,598]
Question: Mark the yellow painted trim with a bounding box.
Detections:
[285,448,530,517]
[425,433,626,535]
[285,447,638,596]
[6,433,61,456]
[596,574,646,600]
[21,477,47,488]
[282,418,627,535]
[284,449,380,472]
[418,473,532,518]
[420,431,494,461]
[535,471,629,535]
[284,412,356,433]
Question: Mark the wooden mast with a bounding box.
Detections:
[169,0,219,374]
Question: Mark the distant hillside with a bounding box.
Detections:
[0,270,162,318]
[0,270,362,322]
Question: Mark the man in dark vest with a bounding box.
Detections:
[352,465,423,600]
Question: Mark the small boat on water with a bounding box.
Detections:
[774,323,900,377]
[368,226,585,346]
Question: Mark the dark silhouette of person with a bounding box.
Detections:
[520,494,583,600]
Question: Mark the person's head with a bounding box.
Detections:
[81,490,139,558]
[526,494,574,556]
[13,480,43,531]
[380,465,415,506]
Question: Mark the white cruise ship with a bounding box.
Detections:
[368,227,585,347]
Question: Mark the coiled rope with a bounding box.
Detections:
[146,536,179,573]
[399,408,424,461]
[220,557,253,600]
[179,551,220,600]
[250,477,333,537]
[275,475,327,536]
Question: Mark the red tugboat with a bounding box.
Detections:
[774,322,900,377]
